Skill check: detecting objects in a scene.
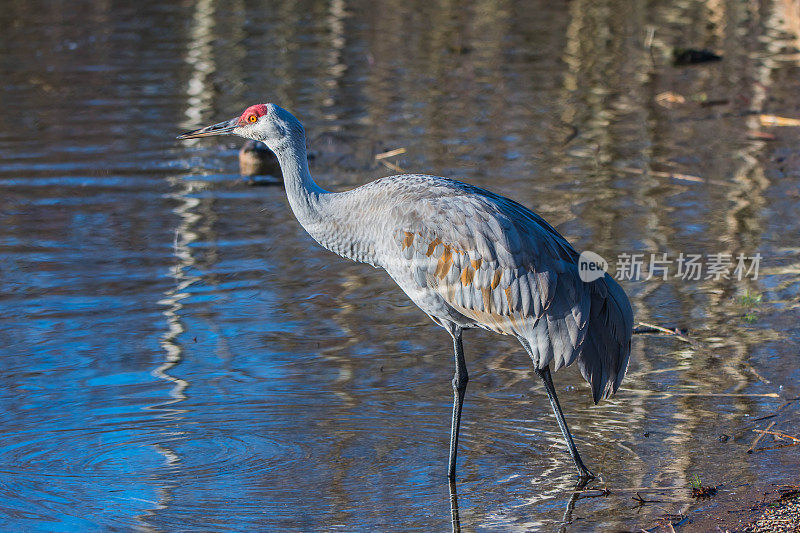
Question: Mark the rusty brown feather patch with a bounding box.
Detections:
[460,266,474,287]
[426,237,443,257]
[482,287,492,313]
[402,231,415,249]
[471,258,482,270]
[436,245,453,279]
[491,269,502,290]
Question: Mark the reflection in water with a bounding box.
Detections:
[183,0,218,129]
[1,0,799,531]
[448,476,603,532]
[449,480,461,533]
[143,0,221,523]
[558,480,607,533]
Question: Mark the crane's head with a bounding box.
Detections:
[177,103,304,153]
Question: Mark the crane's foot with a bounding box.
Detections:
[574,456,595,481]
[574,468,596,490]
[565,430,595,481]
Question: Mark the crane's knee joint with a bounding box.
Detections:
[452,374,469,392]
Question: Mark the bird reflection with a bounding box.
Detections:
[448,477,603,532]
[449,480,461,533]
[559,478,606,533]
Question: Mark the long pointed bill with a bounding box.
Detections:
[177,117,239,139]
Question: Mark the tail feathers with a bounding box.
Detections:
[577,273,633,404]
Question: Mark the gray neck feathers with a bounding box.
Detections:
[273,134,379,266]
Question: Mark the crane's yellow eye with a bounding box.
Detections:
[248,114,257,123]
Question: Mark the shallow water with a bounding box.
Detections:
[1,0,799,531]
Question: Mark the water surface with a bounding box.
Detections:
[1,0,799,531]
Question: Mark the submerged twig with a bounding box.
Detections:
[379,159,404,173]
[375,147,406,173]
[756,429,800,442]
[747,421,776,454]
[633,492,663,505]
[617,166,707,184]
[755,399,796,421]
[759,114,800,127]
[374,147,407,160]
[634,321,702,348]
[748,428,800,453]
[751,442,800,452]
[572,487,611,497]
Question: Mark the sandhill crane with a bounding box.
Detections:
[178,103,633,481]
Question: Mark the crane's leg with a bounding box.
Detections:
[535,366,595,480]
[448,327,468,480]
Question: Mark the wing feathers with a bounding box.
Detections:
[376,175,631,401]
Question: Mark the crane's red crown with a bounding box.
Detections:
[239,104,269,125]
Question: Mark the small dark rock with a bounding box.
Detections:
[673,48,722,66]
[239,139,281,177]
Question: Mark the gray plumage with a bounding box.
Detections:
[319,175,632,403]
[178,103,634,481]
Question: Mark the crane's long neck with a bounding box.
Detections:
[272,136,378,266]
[273,138,327,223]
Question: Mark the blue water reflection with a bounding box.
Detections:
[2,0,800,531]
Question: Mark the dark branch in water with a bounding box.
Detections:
[632,492,663,506]
[633,322,702,348]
